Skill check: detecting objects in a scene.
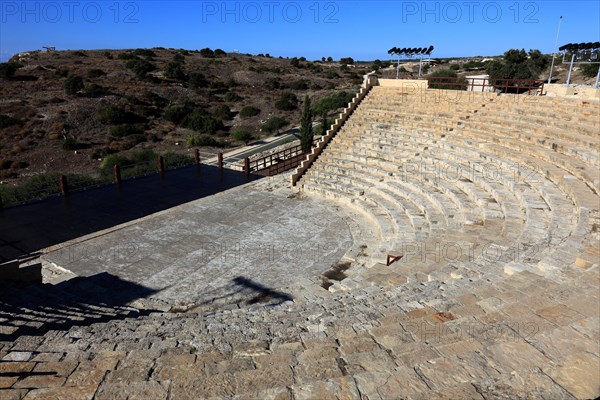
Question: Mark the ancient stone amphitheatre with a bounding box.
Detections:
[1,78,599,399]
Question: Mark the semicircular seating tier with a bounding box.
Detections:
[298,85,600,288]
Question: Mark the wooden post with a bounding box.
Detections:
[244,157,250,175]
[217,152,223,170]
[194,148,200,165]
[59,175,68,197]
[114,165,121,184]
[157,155,165,174]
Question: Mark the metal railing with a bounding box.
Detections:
[427,76,545,95]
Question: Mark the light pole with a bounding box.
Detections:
[548,16,563,84]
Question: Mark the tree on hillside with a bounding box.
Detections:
[164,61,186,80]
[233,128,253,144]
[64,75,84,95]
[188,71,208,89]
[299,95,313,153]
[581,63,600,78]
[261,116,289,134]
[200,48,215,58]
[126,59,156,79]
[486,48,550,82]
[427,69,467,90]
[275,92,298,111]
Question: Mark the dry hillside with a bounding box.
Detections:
[0,48,365,184]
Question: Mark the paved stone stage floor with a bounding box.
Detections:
[0,172,598,399]
[40,174,354,310]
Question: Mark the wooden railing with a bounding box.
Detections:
[249,139,319,176]
[291,76,379,186]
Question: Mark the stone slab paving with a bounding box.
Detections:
[40,175,353,310]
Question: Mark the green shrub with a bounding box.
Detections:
[326,70,339,79]
[486,48,550,83]
[239,106,261,117]
[84,83,107,96]
[0,114,23,129]
[209,81,228,91]
[173,53,185,62]
[261,116,289,134]
[99,149,157,179]
[213,104,233,121]
[232,129,254,144]
[200,48,215,58]
[266,77,280,90]
[87,69,106,78]
[224,91,241,102]
[188,71,208,89]
[427,69,468,90]
[275,92,298,111]
[99,105,143,125]
[164,60,186,80]
[132,49,156,58]
[117,52,137,60]
[183,110,224,133]
[109,124,144,138]
[581,63,600,78]
[163,152,194,168]
[449,64,460,70]
[143,91,168,108]
[186,133,221,147]
[289,80,308,90]
[64,75,84,95]
[463,61,486,70]
[126,59,156,79]
[163,101,195,125]
[99,105,127,124]
[61,135,80,150]
[312,91,354,115]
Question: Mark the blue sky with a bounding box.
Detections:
[1,1,599,62]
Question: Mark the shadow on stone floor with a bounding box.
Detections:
[185,276,295,313]
[233,276,294,305]
[0,272,160,342]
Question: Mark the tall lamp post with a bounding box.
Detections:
[548,16,563,84]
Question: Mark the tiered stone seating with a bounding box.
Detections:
[299,86,599,282]
[1,84,598,399]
